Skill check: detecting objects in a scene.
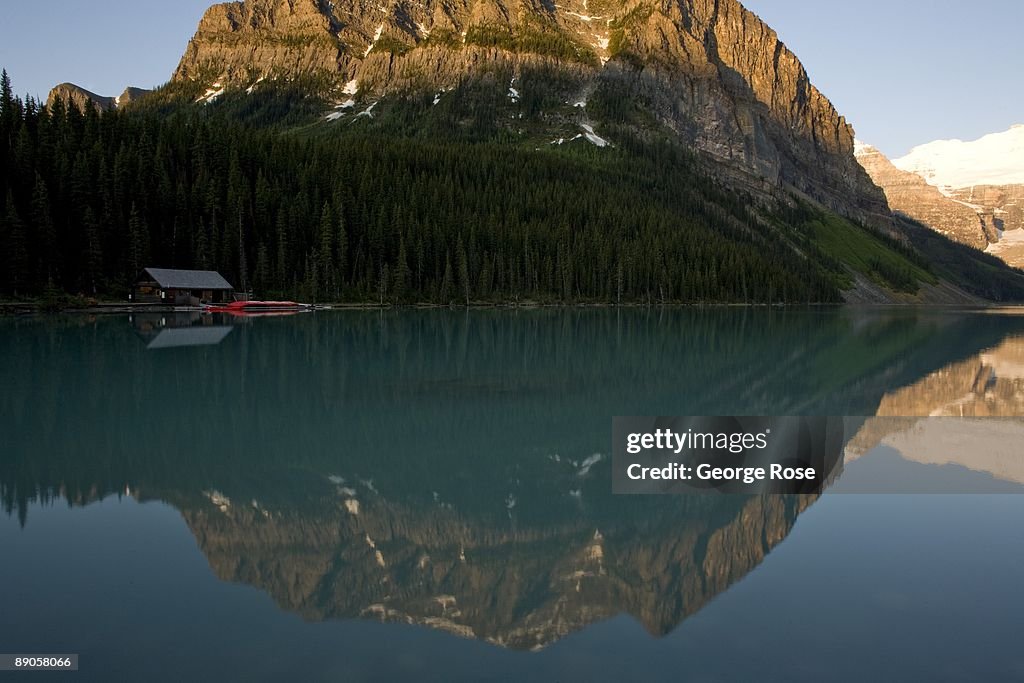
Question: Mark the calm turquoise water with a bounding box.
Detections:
[2,308,1024,681]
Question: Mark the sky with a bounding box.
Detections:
[0,0,1021,158]
[739,0,1023,157]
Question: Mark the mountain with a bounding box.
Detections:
[46,83,117,111]
[169,0,889,229]
[20,2,1024,303]
[856,126,1024,268]
[46,83,151,111]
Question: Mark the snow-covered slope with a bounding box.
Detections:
[892,124,1024,194]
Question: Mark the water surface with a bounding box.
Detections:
[2,308,1023,681]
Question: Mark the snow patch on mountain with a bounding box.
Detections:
[196,83,225,104]
[364,24,384,57]
[580,123,608,147]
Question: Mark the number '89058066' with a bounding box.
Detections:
[16,657,73,668]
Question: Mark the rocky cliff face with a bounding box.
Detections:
[951,184,1024,267]
[855,141,990,249]
[46,83,151,112]
[857,126,1024,267]
[948,185,1024,236]
[170,0,890,228]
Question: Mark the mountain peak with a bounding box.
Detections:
[47,83,116,111]
[892,125,1024,192]
[47,83,151,112]
[170,0,889,228]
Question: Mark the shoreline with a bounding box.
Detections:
[1,300,1016,316]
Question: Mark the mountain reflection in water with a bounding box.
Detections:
[2,308,1024,652]
[845,332,1024,488]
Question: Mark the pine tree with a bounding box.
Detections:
[275,210,289,289]
[440,254,453,304]
[3,192,29,295]
[255,242,270,295]
[378,262,389,306]
[0,68,15,143]
[237,207,248,294]
[457,234,470,306]
[304,254,319,303]
[392,236,410,303]
[128,203,149,278]
[335,209,347,289]
[195,217,210,269]
[82,206,102,294]
[31,173,56,284]
[317,202,335,297]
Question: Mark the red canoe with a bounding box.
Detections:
[204,300,310,314]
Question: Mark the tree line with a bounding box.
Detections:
[0,68,842,304]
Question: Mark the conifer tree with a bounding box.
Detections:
[195,217,210,270]
[255,242,269,295]
[318,202,335,297]
[457,235,470,306]
[0,69,15,143]
[3,192,29,295]
[82,206,102,294]
[31,173,56,284]
[128,203,149,278]
[393,236,410,303]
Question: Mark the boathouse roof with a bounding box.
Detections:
[142,268,234,290]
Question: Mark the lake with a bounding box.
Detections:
[2,308,1024,681]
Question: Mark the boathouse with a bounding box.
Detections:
[131,268,235,305]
